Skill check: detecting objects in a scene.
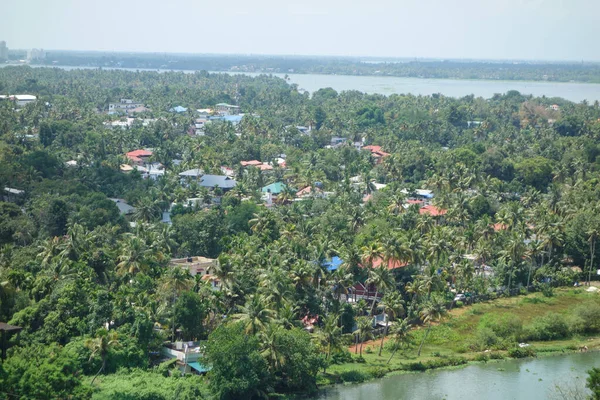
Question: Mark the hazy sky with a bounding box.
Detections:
[3,0,599,61]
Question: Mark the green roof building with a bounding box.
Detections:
[261,182,286,195]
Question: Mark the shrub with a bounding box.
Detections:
[340,370,369,383]
[405,362,426,371]
[524,313,571,341]
[368,367,388,379]
[455,301,464,308]
[474,353,489,363]
[539,283,554,297]
[455,344,469,354]
[570,302,600,334]
[469,305,484,315]
[474,327,500,350]
[331,350,353,364]
[489,352,504,360]
[479,313,523,341]
[508,346,536,358]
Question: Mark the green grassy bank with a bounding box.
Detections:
[319,288,600,386]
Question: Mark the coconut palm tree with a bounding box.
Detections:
[259,323,285,373]
[588,225,599,286]
[319,313,342,361]
[387,318,412,364]
[417,297,447,356]
[133,197,161,223]
[86,328,120,385]
[378,292,405,356]
[366,265,394,316]
[233,294,274,335]
[116,235,151,278]
[353,316,373,357]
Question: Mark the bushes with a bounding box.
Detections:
[479,313,523,341]
[508,346,536,358]
[403,356,467,371]
[368,367,388,379]
[473,327,500,350]
[91,370,207,400]
[339,370,369,383]
[523,313,570,341]
[471,313,523,350]
[569,302,600,334]
[331,350,353,364]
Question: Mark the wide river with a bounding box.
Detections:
[316,352,599,400]
[6,64,600,102]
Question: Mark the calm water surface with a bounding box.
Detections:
[317,352,599,400]
[5,64,600,102]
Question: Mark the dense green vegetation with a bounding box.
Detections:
[22,51,600,83]
[0,66,600,399]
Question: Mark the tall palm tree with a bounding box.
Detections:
[160,267,193,340]
[233,294,274,335]
[588,225,599,286]
[353,316,373,357]
[259,323,285,373]
[366,265,394,316]
[86,329,120,385]
[378,292,405,356]
[319,313,342,361]
[387,319,412,364]
[133,197,161,223]
[116,235,151,278]
[417,297,447,356]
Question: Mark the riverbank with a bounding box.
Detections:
[3,64,600,101]
[318,288,600,388]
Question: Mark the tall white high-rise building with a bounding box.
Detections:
[0,41,8,61]
[27,48,45,61]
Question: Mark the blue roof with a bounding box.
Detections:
[188,361,210,373]
[261,182,286,194]
[322,256,343,271]
[200,174,237,189]
[170,106,187,113]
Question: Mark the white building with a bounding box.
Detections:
[27,48,45,61]
[13,95,37,107]
[215,103,240,116]
[108,99,144,113]
[0,41,8,61]
[169,256,216,278]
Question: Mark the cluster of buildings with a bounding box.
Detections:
[0,94,37,107]
[190,104,244,136]
[108,99,149,115]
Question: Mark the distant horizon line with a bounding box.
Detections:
[4,46,600,65]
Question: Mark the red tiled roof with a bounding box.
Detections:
[297,186,321,197]
[419,205,447,216]
[240,160,262,166]
[126,149,153,158]
[373,151,391,158]
[363,145,382,152]
[257,164,273,171]
[493,223,508,232]
[361,257,408,270]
